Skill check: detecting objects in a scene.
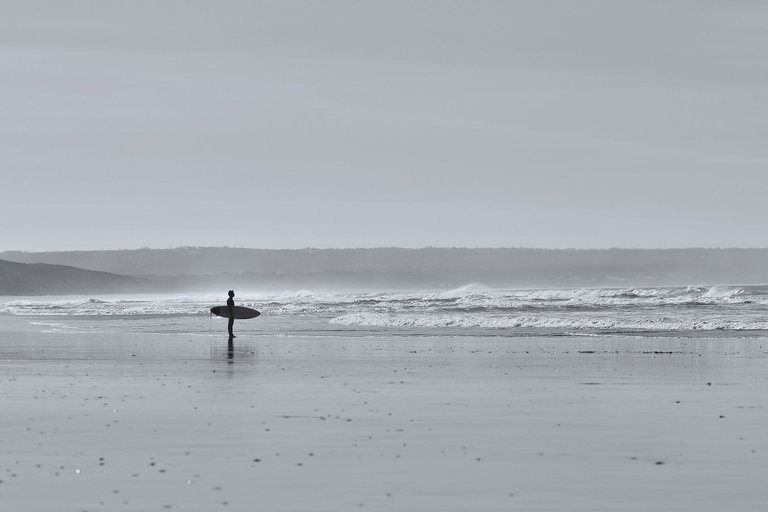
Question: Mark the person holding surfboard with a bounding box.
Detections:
[209,295,259,335]
[227,290,236,338]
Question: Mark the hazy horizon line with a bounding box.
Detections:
[5,245,768,254]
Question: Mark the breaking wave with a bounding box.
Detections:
[328,312,768,332]
[2,284,768,335]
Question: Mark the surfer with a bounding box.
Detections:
[227,290,236,338]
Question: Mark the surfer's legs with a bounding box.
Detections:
[228,317,235,337]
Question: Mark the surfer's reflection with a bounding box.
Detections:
[209,338,256,362]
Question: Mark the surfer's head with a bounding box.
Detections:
[228,290,235,297]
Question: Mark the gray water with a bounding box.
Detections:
[3,284,768,339]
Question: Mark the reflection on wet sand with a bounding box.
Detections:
[209,337,257,362]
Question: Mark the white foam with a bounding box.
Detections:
[3,285,768,333]
[329,312,768,331]
[437,283,492,299]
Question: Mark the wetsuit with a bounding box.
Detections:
[227,296,235,337]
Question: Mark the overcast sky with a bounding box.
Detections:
[1,0,766,251]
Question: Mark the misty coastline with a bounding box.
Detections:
[3,247,768,296]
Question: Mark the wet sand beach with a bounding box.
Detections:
[2,317,768,511]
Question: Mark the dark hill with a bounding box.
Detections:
[3,247,768,290]
[0,259,152,295]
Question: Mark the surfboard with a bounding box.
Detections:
[210,305,261,319]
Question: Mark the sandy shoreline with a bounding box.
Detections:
[2,319,768,511]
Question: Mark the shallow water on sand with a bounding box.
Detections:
[2,313,768,511]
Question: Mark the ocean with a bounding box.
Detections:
[3,284,768,338]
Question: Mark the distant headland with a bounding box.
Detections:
[3,247,768,295]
